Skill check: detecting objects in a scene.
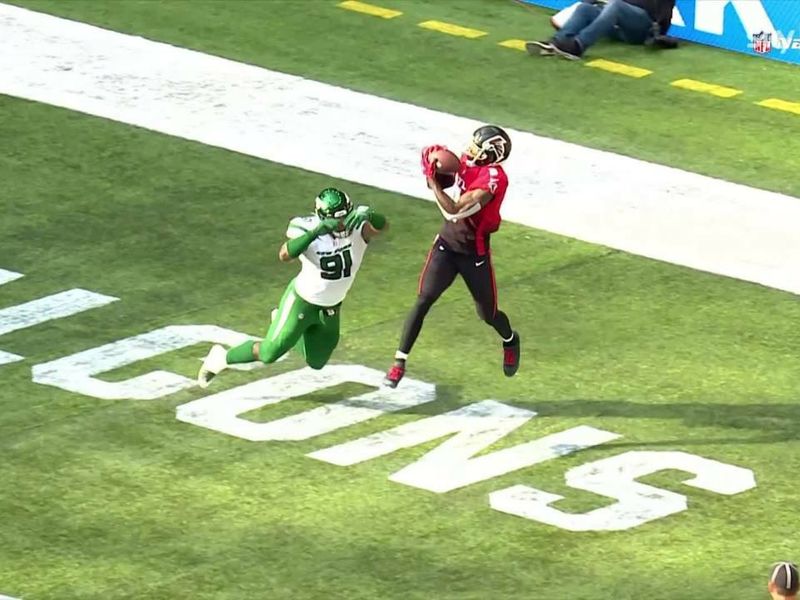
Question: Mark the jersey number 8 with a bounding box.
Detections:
[320,249,353,280]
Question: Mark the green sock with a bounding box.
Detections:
[226,341,257,364]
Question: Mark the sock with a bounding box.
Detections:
[394,351,408,362]
[502,333,515,344]
[226,340,257,364]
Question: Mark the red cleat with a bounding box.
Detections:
[503,332,520,377]
[383,361,406,388]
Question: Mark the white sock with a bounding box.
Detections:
[395,351,408,361]
[210,345,229,372]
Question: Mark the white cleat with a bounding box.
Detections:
[197,344,228,388]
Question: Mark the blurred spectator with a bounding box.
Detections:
[526,0,678,60]
[770,562,799,600]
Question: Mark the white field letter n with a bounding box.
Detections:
[308,399,620,493]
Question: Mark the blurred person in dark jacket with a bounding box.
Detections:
[526,0,678,60]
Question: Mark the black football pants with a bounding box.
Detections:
[397,236,513,355]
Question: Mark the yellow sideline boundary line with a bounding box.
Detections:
[756,98,800,115]
[671,78,742,98]
[337,3,799,116]
[586,58,652,78]
[338,0,401,19]
[418,20,487,39]
[498,39,527,51]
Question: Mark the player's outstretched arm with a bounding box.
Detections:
[278,218,339,262]
[278,243,293,262]
[344,206,388,243]
[428,176,493,215]
[361,219,388,242]
[437,201,481,222]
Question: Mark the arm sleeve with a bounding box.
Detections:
[468,167,505,195]
[285,217,319,258]
[286,230,318,258]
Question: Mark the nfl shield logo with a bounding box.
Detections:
[752,31,772,54]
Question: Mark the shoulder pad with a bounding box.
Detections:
[286,215,319,238]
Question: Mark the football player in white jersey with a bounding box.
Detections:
[198,187,387,388]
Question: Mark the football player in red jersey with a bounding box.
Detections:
[384,125,520,388]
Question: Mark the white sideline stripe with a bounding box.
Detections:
[0,269,23,286]
[0,595,21,599]
[0,289,119,336]
[0,350,24,365]
[1,5,799,295]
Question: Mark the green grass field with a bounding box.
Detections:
[2,1,799,599]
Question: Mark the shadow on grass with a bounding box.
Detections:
[520,397,800,446]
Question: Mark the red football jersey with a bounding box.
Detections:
[438,154,509,256]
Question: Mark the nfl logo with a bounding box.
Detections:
[752,31,772,54]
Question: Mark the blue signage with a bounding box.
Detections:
[520,0,800,65]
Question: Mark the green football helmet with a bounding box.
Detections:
[315,187,353,238]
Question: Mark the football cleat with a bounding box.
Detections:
[197,344,228,388]
[502,332,521,377]
[383,360,406,388]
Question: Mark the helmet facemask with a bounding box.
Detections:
[466,126,512,166]
[315,188,354,238]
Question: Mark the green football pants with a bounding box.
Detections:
[259,279,340,369]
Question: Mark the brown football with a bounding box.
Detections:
[431,172,456,189]
[427,148,459,189]
[430,148,460,174]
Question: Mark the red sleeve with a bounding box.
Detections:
[467,166,507,195]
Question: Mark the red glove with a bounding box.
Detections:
[420,144,448,178]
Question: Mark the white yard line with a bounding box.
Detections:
[1,4,798,294]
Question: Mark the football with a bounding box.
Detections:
[429,147,460,174]
[427,147,459,189]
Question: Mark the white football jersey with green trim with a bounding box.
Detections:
[286,215,368,307]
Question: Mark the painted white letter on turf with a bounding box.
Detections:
[489,450,756,531]
[0,288,118,337]
[32,324,253,400]
[0,268,25,365]
[0,281,118,366]
[176,364,436,441]
[309,400,620,493]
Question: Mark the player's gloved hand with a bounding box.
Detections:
[344,205,372,230]
[420,144,447,178]
[315,217,341,236]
